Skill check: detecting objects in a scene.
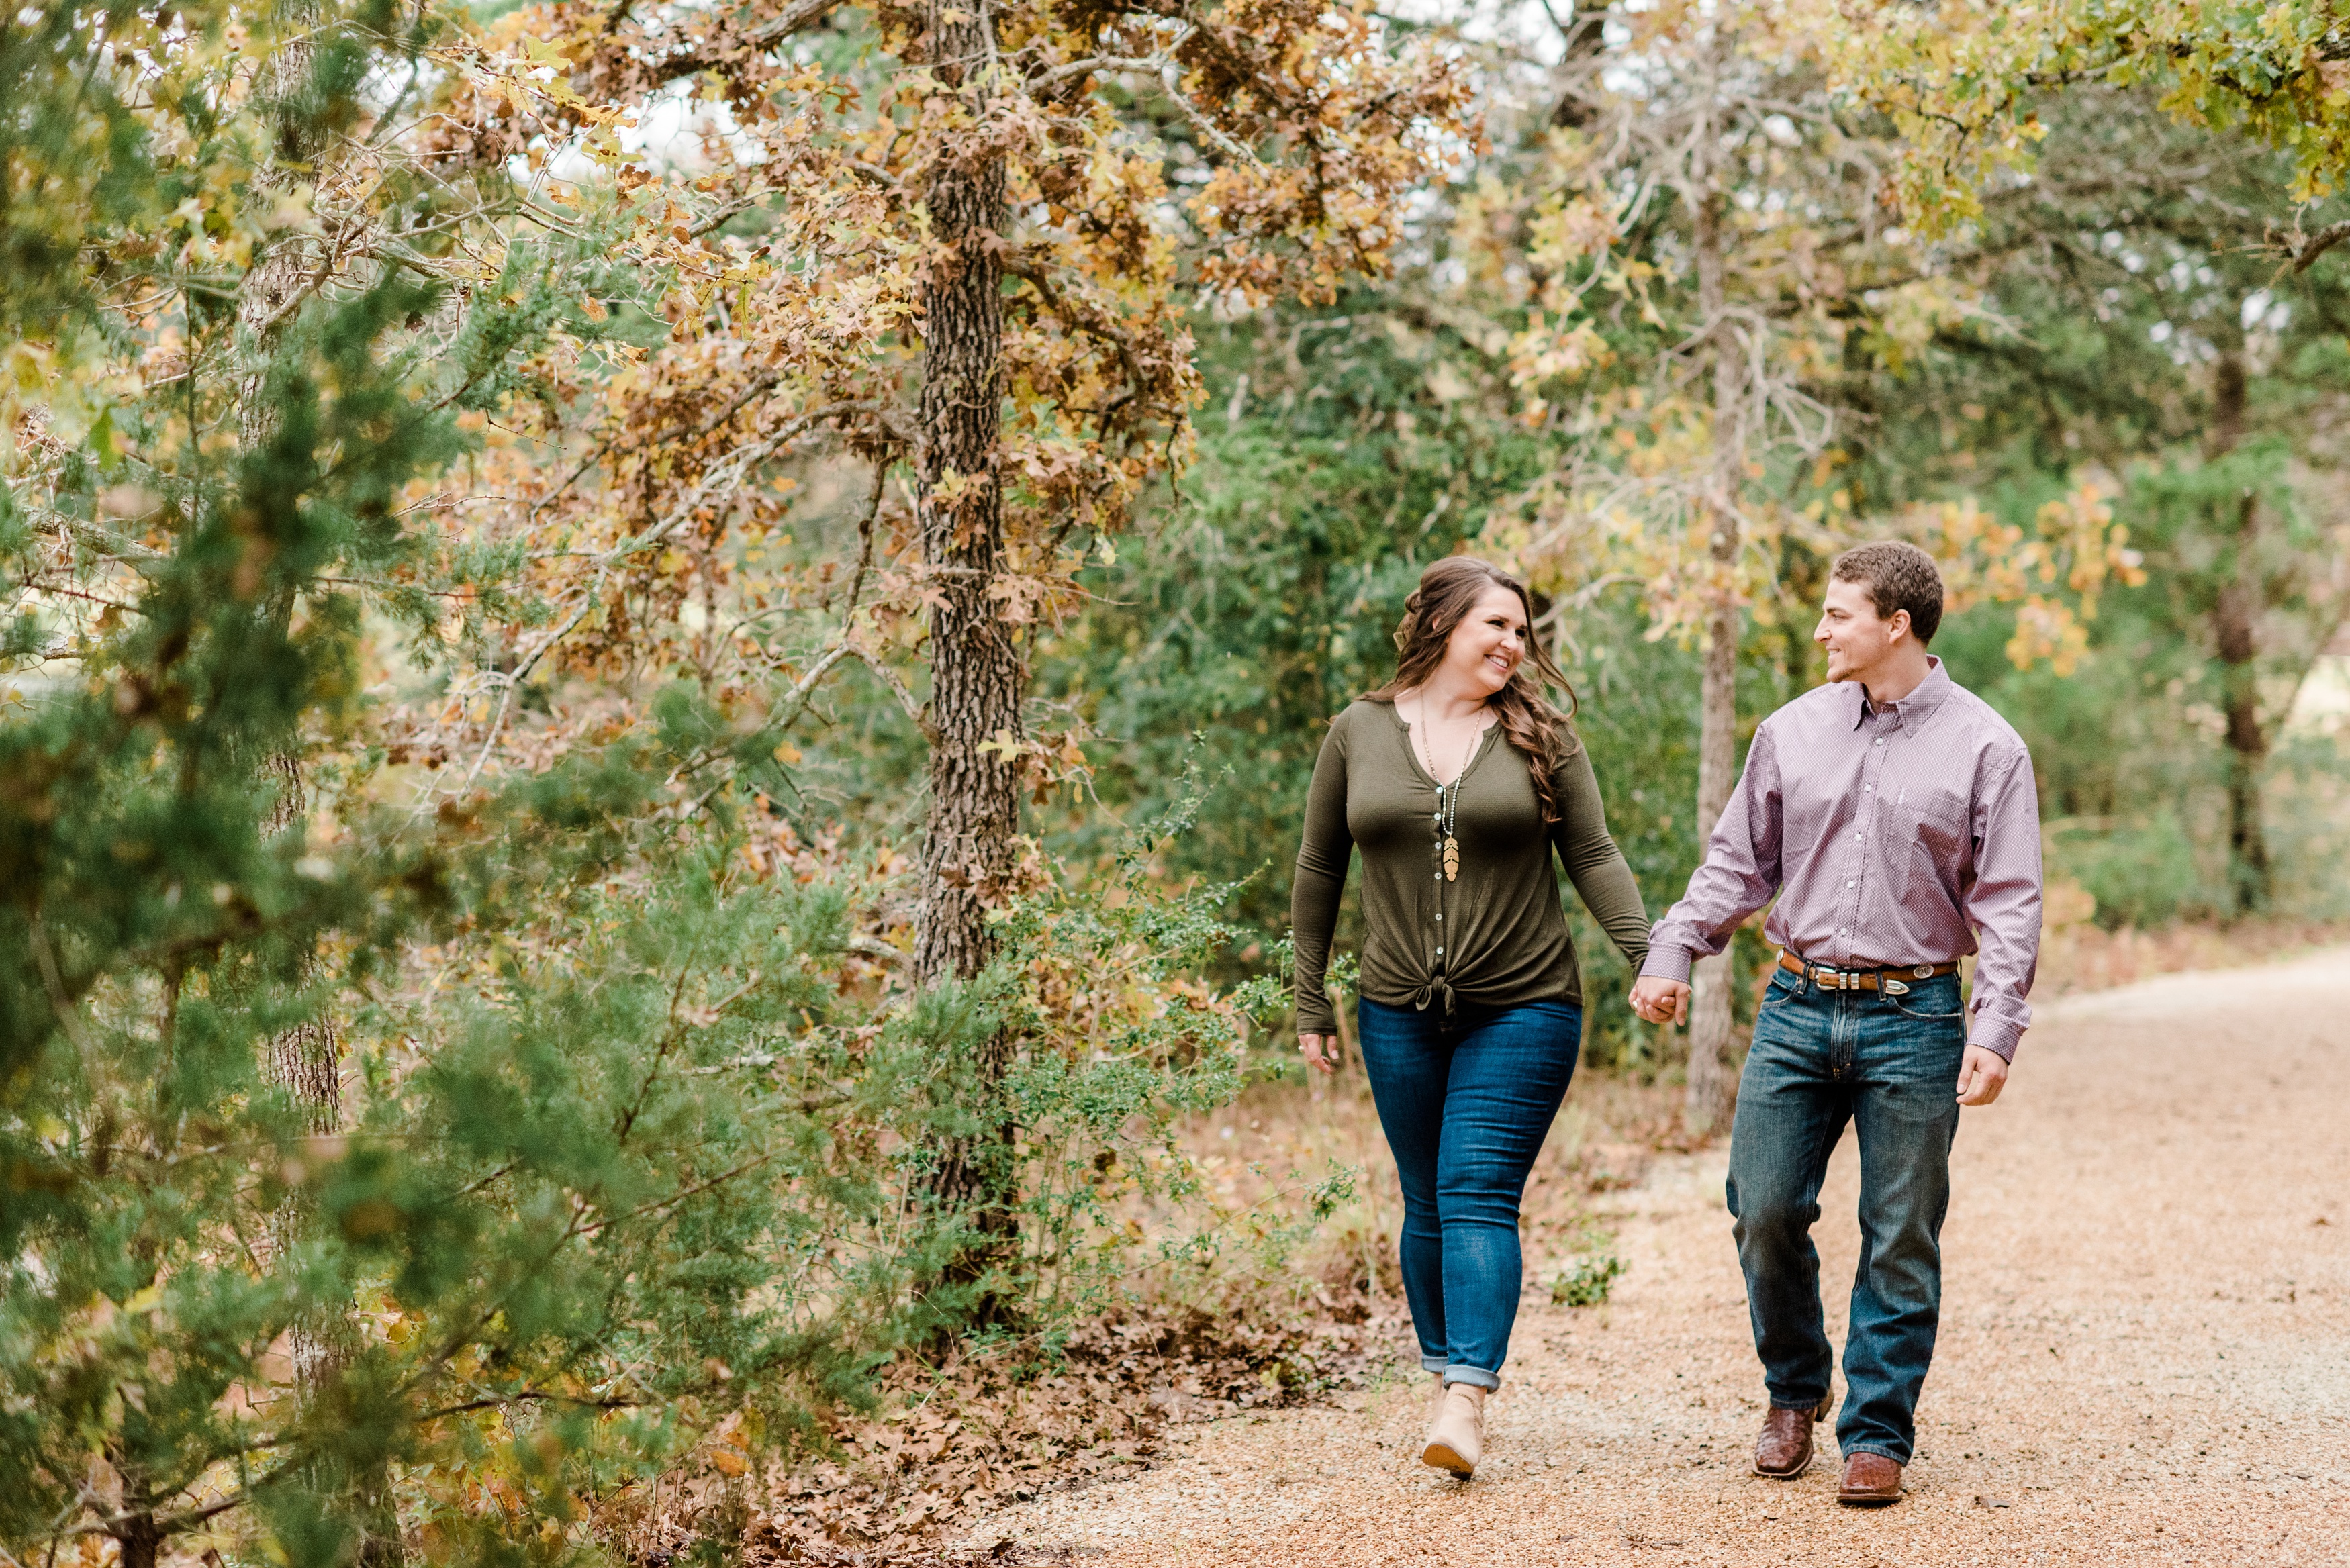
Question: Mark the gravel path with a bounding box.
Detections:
[959,950,2350,1566]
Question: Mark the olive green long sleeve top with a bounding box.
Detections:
[1290,698,1651,1036]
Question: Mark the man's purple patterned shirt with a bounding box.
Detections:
[1639,658,2044,1061]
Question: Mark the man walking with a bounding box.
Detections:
[1630,542,2042,1506]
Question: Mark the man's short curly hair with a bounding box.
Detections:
[1830,541,1945,644]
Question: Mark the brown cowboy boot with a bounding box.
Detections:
[1836,1451,1903,1505]
[1751,1393,1833,1479]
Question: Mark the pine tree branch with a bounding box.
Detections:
[412,1389,643,1422]
[575,1150,784,1237]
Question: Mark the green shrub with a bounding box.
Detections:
[1550,1255,1628,1307]
[2047,810,2214,929]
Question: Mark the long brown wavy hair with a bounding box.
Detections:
[1368,557,1581,822]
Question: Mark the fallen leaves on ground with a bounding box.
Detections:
[598,1298,1406,1566]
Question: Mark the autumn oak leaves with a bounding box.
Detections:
[415,1,1472,984]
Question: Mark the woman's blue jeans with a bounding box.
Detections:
[1356,997,1582,1391]
[1728,965,1969,1465]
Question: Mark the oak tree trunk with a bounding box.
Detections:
[1683,120,1742,1138]
[2204,350,2271,913]
[913,0,1022,1259]
[114,1491,162,1568]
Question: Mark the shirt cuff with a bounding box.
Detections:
[1967,1016,2022,1063]
[1294,994,1339,1036]
[1637,946,1693,983]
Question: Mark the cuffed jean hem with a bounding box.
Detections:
[1358,997,1581,1403]
[1420,1353,1448,1375]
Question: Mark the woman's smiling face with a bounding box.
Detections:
[1442,583,1531,697]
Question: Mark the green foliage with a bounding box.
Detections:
[1029,302,1559,920]
[8,842,884,1554]
[3,718,1297,1564]
[9,1,2350,1561]
[1842,84,2350,920]
[1550,1255,1626,1308]
[975,773,1350,1327]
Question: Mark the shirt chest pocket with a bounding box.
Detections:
[1880,787,1971,903]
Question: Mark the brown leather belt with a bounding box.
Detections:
[1778,950,1959,993]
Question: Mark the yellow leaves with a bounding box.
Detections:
[1507,317,1614,395]
[1826,0,2350,229]
[2006,595,2092,675]
[2034,480,2145,603]
[1525,195,1620,274]
[1898,476,2137,673]
[1864,278,1995,377]
[4,340,50,391]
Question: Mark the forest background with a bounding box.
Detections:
[7,0,2350,1565]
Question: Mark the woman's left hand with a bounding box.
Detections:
[1297,1032,1342,1075]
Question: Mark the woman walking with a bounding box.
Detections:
[1292,557,1651,1478]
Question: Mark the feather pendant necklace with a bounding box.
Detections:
[1416,697,1478,883]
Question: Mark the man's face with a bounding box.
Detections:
[1814,576,1906,683]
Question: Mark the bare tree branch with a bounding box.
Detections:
[2290,217,2350,273]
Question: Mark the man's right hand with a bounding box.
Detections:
[1630,975,1691,1027]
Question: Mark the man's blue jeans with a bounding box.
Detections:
[1356,997,1582,1391]
[1728,965,1969,1465]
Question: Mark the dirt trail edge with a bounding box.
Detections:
[957,949,2350,1567]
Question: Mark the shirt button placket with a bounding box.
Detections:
[1849,722,1887,956]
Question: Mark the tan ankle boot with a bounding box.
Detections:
[1421,1381,1487,1476]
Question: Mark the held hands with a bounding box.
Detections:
[1955,1044,2009,1106]
[1630,975,1691,1026]
[1297,1032,1342,1075]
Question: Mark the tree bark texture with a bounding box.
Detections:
[913,0,1022,1244]
[114,1491,162,1568]
[232,20,400,1567]
[240,15,342,1156]
[1683,146,1740,1137]
[258,753,344,1134]
[2204,350,2272,913]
